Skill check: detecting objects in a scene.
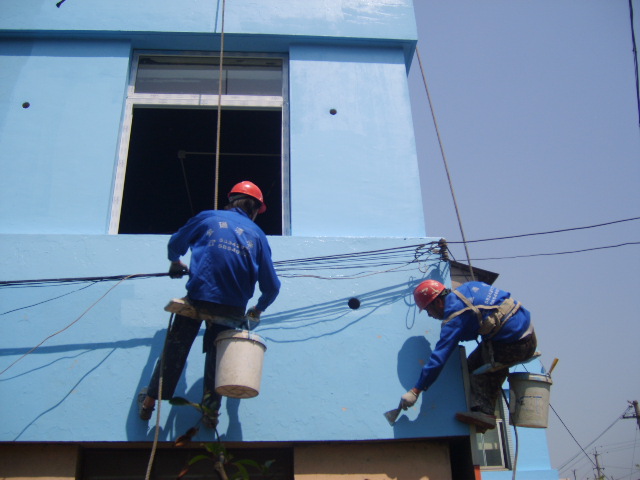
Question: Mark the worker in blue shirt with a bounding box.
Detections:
[138,181,280,427]
[400,280,536,432]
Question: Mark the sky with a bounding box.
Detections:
[408,1,640,479]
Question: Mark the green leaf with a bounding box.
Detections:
[170,397,194,406]
[234,459,261,470]
[188,454,211,466]
[203,442,226,456]
[232,461,250,480]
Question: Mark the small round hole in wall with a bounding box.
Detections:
[348,298,361,310]
[329,109,337,115]
[22,102,30,109]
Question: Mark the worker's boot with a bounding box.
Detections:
[455,411,496,431]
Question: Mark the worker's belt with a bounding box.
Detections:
[443,290,521,340]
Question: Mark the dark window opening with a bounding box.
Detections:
[80,446,293,480]
[119,108,282,235]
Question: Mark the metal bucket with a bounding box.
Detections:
[508,372,553,428]
[215,330,267,399]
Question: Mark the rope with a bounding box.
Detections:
[415,45,475,281]
[629,0,640,128]
[214,0,227,210]
[501,389,519,479]
[144,313,174,480]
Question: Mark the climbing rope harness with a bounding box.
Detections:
[415,45,475,281]
[213,0,227,210]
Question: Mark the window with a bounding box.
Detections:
[478,394,513,470]
[135,56,283,96]
[110,52,289,236]
[80,446,293,480]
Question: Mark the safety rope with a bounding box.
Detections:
[501,389,519,480]
[144,313,174,480]
[214,0,227,210]
[415,45,475,281]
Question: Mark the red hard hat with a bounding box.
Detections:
[414,280,446,311]
[228,181,266,214]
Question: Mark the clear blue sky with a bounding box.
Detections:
[409,1,640,478]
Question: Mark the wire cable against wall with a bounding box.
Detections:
[214,0,227,210]
[415,45,475,281]
[0,275,137,377]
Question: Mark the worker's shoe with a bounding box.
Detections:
[455,411,496,431]
[137,387,154,421]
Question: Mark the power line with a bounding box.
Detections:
[446,216,640,244]
[558,409,626,473]
[470,241,640,262]
[630,0,640,128]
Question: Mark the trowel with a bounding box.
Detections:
[384,402,404,426]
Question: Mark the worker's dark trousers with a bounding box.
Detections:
[147,313,232,412]
[467,331,537,415]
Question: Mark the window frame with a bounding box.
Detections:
[109,50,290,235]
[478,393,514,471]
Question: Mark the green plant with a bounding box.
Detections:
[170,397,275,480]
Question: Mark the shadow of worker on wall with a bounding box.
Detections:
[391,336,469,437]
[390,335,434,434]
[127,327,198,441]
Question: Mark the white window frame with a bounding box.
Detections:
[109,50,290,235]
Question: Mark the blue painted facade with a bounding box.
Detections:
[0,1,556,478]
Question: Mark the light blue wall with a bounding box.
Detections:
[1,0,417,44]
[289,45,424,237]
[0,234,463,443]
[0,39,130,233]
[0,1,421,236]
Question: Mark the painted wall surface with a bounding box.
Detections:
[0,40,424,237]
[0,444,78,479]
[0,39,130,234]
[1,0,417,45]
[0,234,467,443]
[295,442,452,480]
[289,45,424,237]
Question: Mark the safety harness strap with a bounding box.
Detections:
[443,290,521,340]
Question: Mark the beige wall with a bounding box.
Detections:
[0,444,78,479]
[294,441,451,480]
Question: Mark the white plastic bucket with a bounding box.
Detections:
[508,372,553,428]
[214,330,267,399]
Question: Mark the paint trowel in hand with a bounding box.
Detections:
[384,401,404,426]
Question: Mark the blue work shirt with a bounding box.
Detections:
[414,281,532,391]
[168,208,280,312]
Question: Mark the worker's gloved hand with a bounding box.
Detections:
[169,261,189,279]
[245,306,262,322]
[400,389,420,410]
